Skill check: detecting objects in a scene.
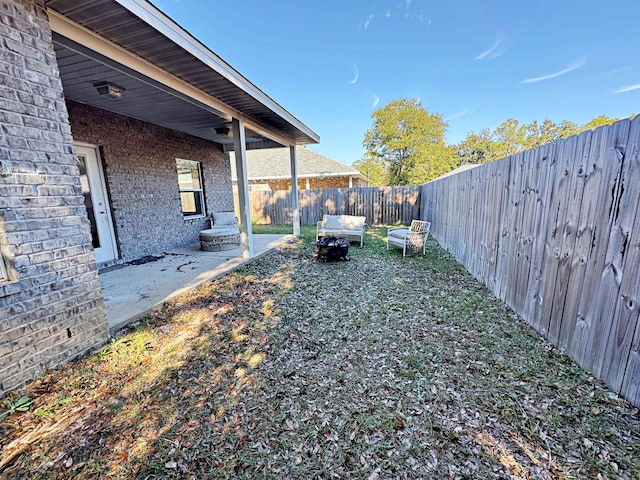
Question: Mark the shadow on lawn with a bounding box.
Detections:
[0,246,297,478]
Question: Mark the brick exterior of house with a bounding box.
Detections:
[66,101,234,262]
[0,0,235,396]
[264,176,368,191]
[0,0,109,396]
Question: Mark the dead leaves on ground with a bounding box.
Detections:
[1,232,639,479]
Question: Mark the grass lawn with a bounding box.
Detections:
[1,225,639,479]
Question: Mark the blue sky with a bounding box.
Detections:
[152,0,639,166]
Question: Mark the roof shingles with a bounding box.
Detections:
[231,147,363,180]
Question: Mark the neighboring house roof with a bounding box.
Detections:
[230,148,368,182]
[46,0,318,150]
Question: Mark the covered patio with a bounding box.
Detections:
[100,234,294,332]
[0,0,322,396]
[48,0,319,261]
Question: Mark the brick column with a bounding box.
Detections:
[0,0,109,396]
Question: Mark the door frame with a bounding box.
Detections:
[74,142,118,264]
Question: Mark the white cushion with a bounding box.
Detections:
[388,228,409,240]
[323,215,343,229]
[343,216,365,230]
[212,211,236,226]
[200,227,239,238]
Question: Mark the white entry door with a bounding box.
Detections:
[75,144,117,264]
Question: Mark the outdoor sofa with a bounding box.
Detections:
[316,214,367,247]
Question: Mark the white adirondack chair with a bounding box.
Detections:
[386,220,431,256]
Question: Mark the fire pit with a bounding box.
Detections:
[315,236,350,262]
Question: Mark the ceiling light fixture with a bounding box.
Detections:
[93,81,125,99]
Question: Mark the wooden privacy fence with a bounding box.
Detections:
[422,117,640,406]
[248,185,422,226]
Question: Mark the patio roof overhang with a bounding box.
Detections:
[45,0,320,151]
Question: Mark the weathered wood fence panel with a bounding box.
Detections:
[249,185,422,226]
[422,117,640,407]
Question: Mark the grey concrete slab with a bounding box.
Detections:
[99,234,295,332]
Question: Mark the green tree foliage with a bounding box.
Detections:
[455,129,501,165]
[581,115,618,131]
[358,98,454,185]
[455,116,619,165]
[353,157,387,187]
[355,98,627,184]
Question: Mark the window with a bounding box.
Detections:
[176,159,205,217]
[0,252,7,283]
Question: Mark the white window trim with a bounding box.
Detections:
[0,256,7,283]
[177,158,205,219]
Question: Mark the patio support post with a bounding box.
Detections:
[232,117,254,258]
[290,146,301,236]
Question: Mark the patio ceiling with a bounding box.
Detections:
[45,0,319,151]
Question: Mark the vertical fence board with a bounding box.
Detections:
[618,121,640,406]
[553,129,595,352]
[573,120,631,376]
[597,118,640,390]
[522,143,553,325]
[549,133,592,345]
[482,161,504,290]
[535,138,572,338]
[464,171,476,275]
[493,155,515,302]
[504,151,527,308]
[556,128,605,352]
[512,147,543,316]
[525,140,562,334]
[569,122,628,369]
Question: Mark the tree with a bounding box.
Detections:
[454,115,623,166]
[359,98,454,185]
[494,118,526,158]
[455,129,501,165]
[580,115,618,132]
[523,119,579,150]
[353,157,387,187]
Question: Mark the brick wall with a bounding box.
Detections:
[259,176,368,191]
[0,0,109,396]
[66,101,234,262]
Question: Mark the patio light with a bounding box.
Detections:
[93,81,125,99]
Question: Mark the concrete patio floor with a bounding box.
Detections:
[99,234,295,332]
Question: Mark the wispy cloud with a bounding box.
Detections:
[475,36,507,60]
[348,67,359,85]
[385,9,391,18]
[522,59,586,84]
[445,110,470,121]
[612,84,640,94]
[360,14,374,30]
